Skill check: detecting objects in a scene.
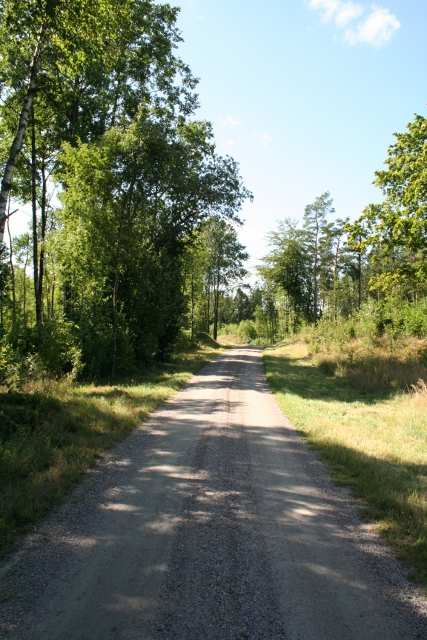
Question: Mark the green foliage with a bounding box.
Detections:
[307,299,427,359]
[0,0,250,385]
[349,114,427,297]
[183,217,249,341]
[237,319,257,342]
[38,320,82,379]
[0,341,22,390]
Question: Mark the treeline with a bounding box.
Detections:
[0,0,251,383]
[252,113,427,343]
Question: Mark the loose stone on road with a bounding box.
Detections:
[0,348,426,639]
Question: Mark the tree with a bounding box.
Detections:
[0,0,197,242]
[57,114,249,374]
[303,192,335,320]
[349,114,427,298]
[198,218,248,340]
[260,220,312,322]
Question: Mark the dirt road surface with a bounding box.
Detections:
[1,347,426,639]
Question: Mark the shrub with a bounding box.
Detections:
[38,319,83,380]
[237,320,257,342]
[0,341,23,391]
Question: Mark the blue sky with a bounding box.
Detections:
[175,0,427,276]
[8,1,426,280]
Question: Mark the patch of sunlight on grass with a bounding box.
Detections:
[264,342,427,587]
[0,345,220,556]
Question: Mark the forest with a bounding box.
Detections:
[0,0,251,385]
[0,0,426,584]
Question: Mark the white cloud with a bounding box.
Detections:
[334,2,363,26]
[222,114,241,127]
[309,0,342,22]
[307,1,400,46]
[308,0,363,26]
[345,7,400,46]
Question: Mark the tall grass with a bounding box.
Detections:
[264,340,427,585]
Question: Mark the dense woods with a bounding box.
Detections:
[0,0,250,383]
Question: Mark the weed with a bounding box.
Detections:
[264,341,427,586]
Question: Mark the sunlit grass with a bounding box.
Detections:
[0,346,220,555]
[264,341,427,586]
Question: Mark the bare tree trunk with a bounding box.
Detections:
[23,250,29,327]
[37,159,48,325]
[357,249,362,310]
[206,280,211,334]
[30,105,42,332]
[313,214,319,322]
[213,269,220,341]
[6,205,16,327]
[0,36,44,243]
[111,272,119,379]
[190,272,195,341]
[50,274,56,320]
[333,237,341,321]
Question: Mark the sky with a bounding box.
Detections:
[173,0,427,277]
[8,1,427,280]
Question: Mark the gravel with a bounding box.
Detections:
[0,348,426,639]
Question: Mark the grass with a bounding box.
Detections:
[0,344,220,556]
[263,340,427,586]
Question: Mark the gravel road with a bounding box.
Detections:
[1,347,426,639]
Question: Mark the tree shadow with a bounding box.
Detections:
[2,393,425,639]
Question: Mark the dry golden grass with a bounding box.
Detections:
[264,340,427,586]
[314,336,427,392]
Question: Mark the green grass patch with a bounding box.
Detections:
[264,341,427,587]
[0,345,220,556]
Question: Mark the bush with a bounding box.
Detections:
[237,320,257,342]
[38,319,83,380]
[0,341,23,391]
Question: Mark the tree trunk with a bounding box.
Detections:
[333,238,341,321]
[0,36,44,243]
[213,270,220,341]
[6,209,16,327]
[23,250,29,327]
[31,105,42,332]
[206,280,211,333]
[50,274,56,320]
[111,271,120,379]
[37,159,48,325]
[357,249,362,310]
[190,271,195,341]
[313,215,319,321]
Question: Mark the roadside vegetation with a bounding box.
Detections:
[254,112,426,584]
[0,342,220,555]
[264,337,427,585]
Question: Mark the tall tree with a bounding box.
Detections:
[351,114,427,298]
[303,192,335,320]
